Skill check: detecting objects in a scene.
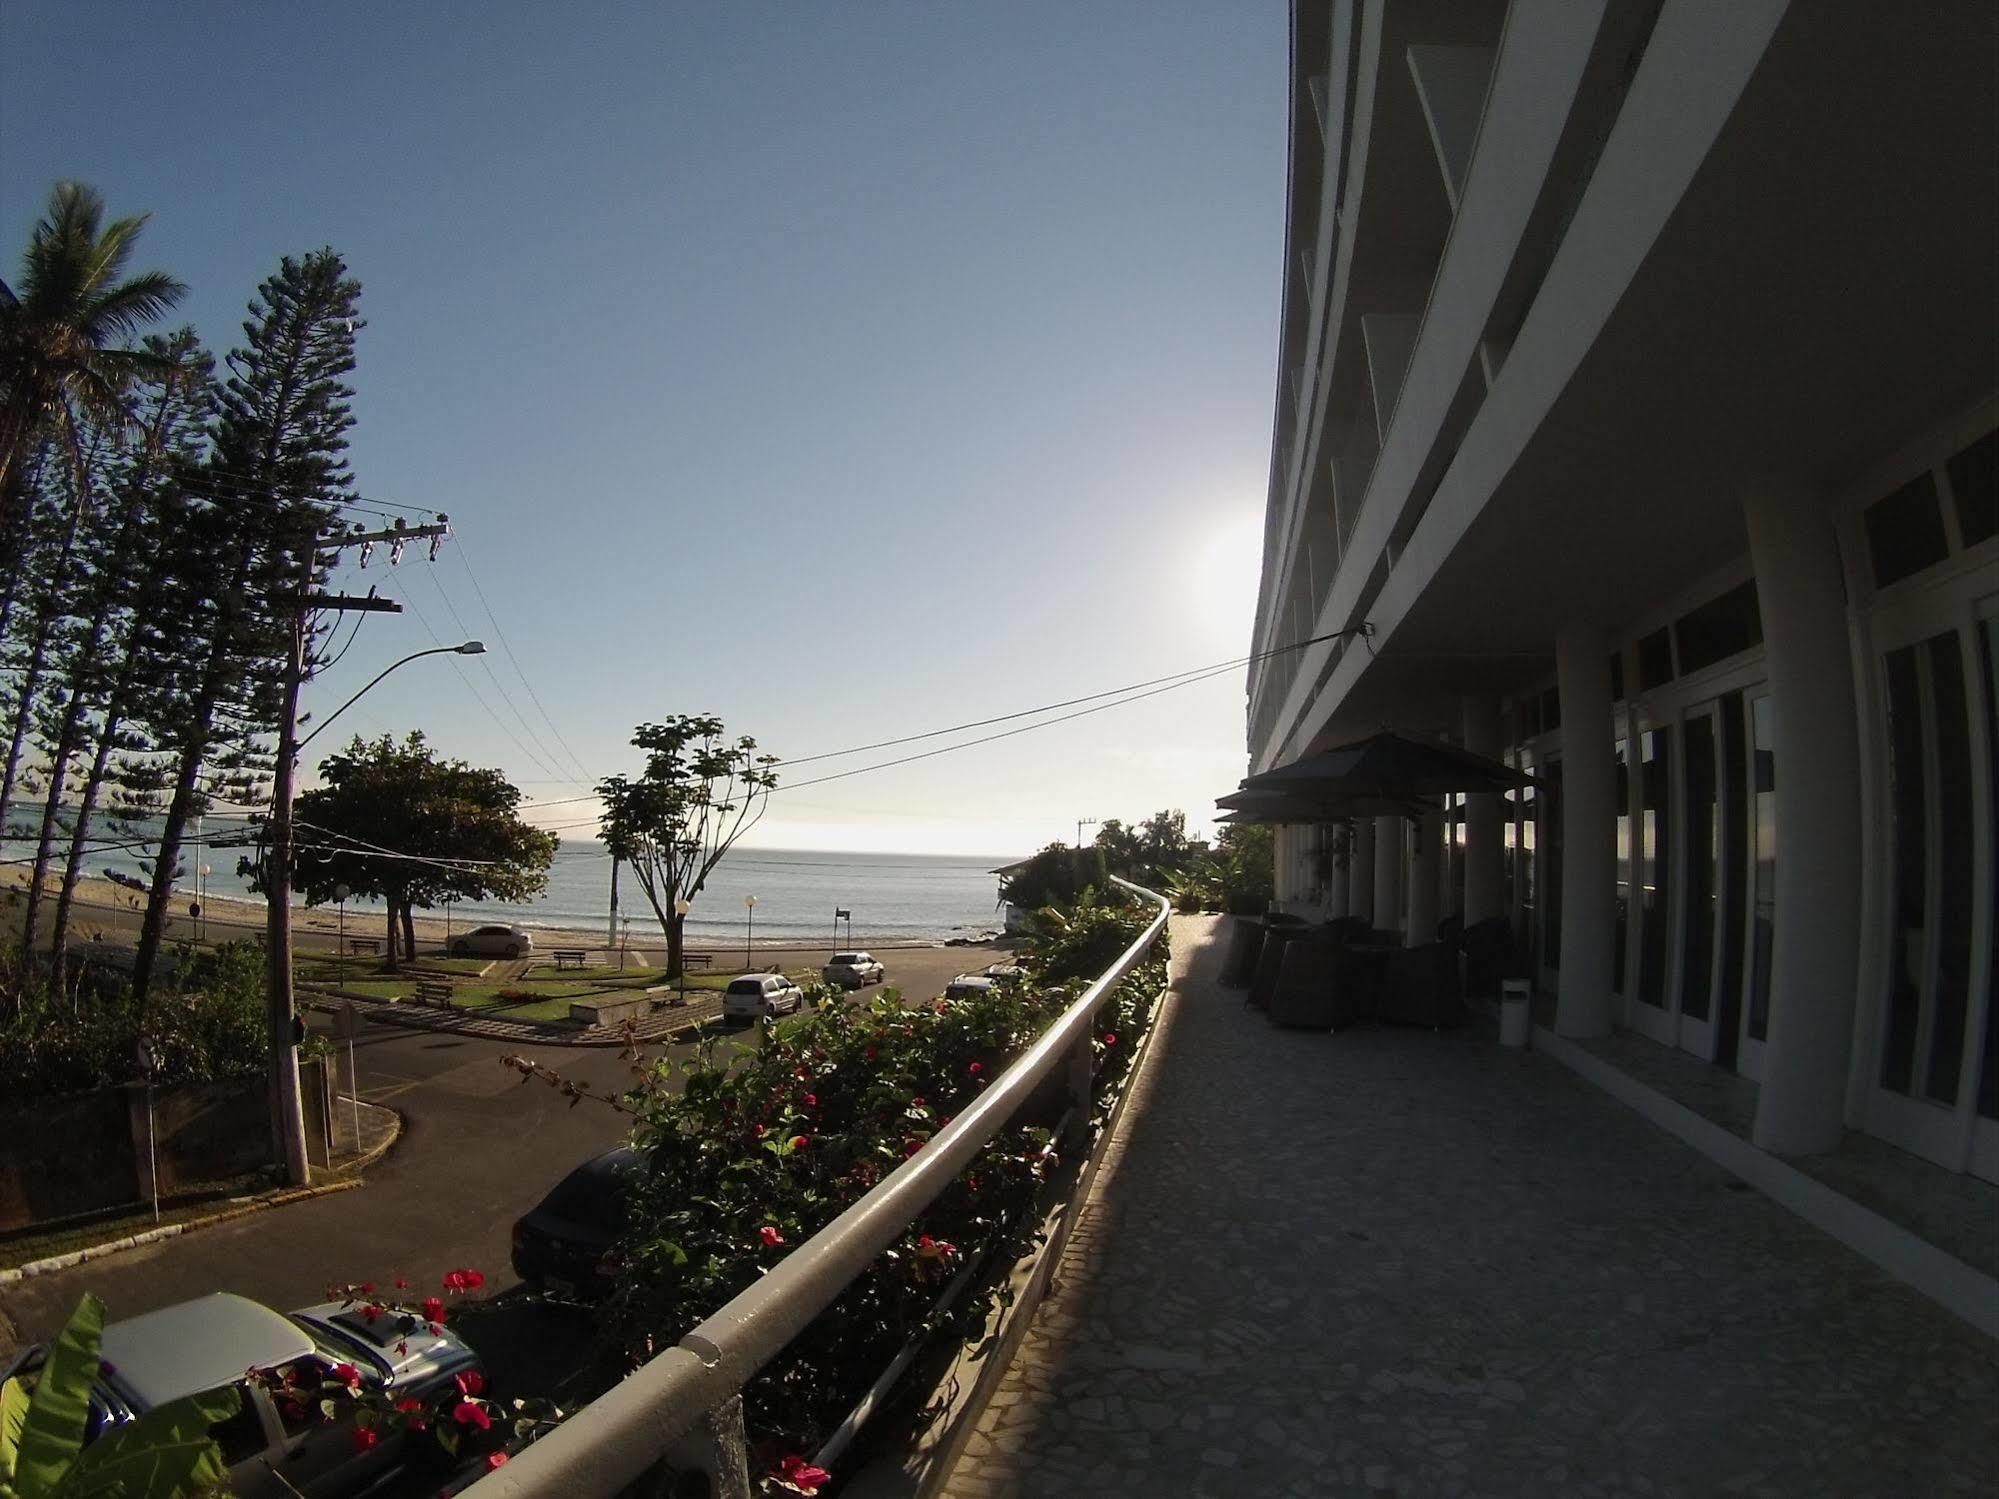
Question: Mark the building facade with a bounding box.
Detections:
[1248,1,1998,1178]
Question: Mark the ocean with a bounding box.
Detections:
[6,817,1016,946]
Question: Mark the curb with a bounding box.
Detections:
[301,987,725,1047]
[1,1178,364,1285]
[327,1099,404,1177]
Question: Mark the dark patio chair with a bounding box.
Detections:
[1267,937,1379,1030]
[1377,942,1465,1029]
[1462,915,1527,999]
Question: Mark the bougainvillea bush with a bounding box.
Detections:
[600,891,1167,1489]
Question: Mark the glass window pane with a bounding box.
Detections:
[1674,581,1764,676]
[1866,471,1950,588]
[1977,615,1998,1122]
[1748,696,1777,1042]
[1638,725,1673,1008]
[1609,652,1625,703]
[1681,715,1717,1022]
[1925,631,1972,1105]
[1542,758,1563,967]
[1638,629,1674,692]
[1614,737,1630,992]
[1541,687,1562,734]
[1946,428,1997,548]
[1879,644,1926,1094]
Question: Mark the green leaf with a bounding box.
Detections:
[1,1375,32,1491]
[14,1295,103,1498]
[55,1387,236,1499]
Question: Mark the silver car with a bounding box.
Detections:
[723,972,804,1019]
[1,1292,482,1499]
[821,951,885,989]
[449,923,534,958]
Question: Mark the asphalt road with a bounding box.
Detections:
[0,943,992,1371]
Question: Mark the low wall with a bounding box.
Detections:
[0,1058,329,1232]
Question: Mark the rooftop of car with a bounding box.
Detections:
[99,1292,313,1410]
[829,952,871,963]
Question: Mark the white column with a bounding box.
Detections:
[1743,478,1865,1156]
[1556,623,1616,1037]
[1462,695,1504,926]
[1326,825,1351,917]
[1407,808,1441,943]
[1373,815,1404,934]
[1348,819,1376,923]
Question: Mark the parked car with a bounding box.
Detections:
[723,972,805,1019]
[982,963,1028,983]
[450,923,534,958]
[943,974,995,1001]
[512,1146,639,1300]
[821,950,886,989]
[0,1292,481,1499]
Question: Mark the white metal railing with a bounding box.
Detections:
[469,877,1171,1499]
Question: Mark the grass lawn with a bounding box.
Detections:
[301,967,730,1024]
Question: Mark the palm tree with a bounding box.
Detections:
[0,181,186,530]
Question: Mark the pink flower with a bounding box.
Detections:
[453,1401,492,1431]
[350,1427,380,1453]
[803,1093,817,1108]
[455,1370,486,1398]
[778,1454,832,1493]
[760,1225,785,1248]
[485,1452,510,1472]
[1103,1032,1116,1046]
[968,1061,984,1076]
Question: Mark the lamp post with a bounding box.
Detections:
[1077,817,1099,848]
[744,894,758,968]
[267,639,484,1187]
[675,897,691,1004]
[334,883,350,989]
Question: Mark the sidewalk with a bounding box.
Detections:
[940,916,1999,1499]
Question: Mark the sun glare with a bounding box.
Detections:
[1194,513,1265,636]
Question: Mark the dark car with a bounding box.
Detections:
[511,1146,639,1300]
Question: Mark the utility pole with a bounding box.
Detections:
[1077,816,1099,848]
[267,518,447,1186]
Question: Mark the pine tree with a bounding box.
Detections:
[129,250,362,1004]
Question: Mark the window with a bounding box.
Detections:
[1609,652,1625,703]
[1946,428,1997,547]
[1865,471,1950,588]
[1638,629,1674,692]
[1674,581,1763,676]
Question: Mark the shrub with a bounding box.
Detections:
[596,892,1167,1485]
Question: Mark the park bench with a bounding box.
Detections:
[348,937,380,956]
[682,951,713,970]
[414,980,454,1008]
[551,948,589,971]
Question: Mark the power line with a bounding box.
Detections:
[452,541,596,783]
[393,585,567,781]
[422,566,575,778]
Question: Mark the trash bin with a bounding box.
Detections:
[1499,979,1532,1048]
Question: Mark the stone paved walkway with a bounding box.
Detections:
[940,916,1999,1499]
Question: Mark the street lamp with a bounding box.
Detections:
[300,641,485,751]
[744,894,758,968]
[674,897,692,1004]
[265,638,484,1189]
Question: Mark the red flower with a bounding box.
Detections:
[485,1452,510,1472]
[350,1426,380,1453]
[803,1093,817,1108]
[1103,1032,1116,1046]
[361,1304,382,1323]
[359,1281,377,1295]
[968,1061,984,1075]
[864,1048,876,1060]
[910,1096,925,1108]
[331,1362,363,1390]
[759,1225,785,1248]
[395,1341,409,1356]
[453,1401,492,1431]
[442,1268,487,1293]
[790,1134,809,1151]
[778,1454,832,1493]
[754,1124,769,1138]
[455,1370,486,1397]
[421,1297,447,1324]
[396,1398,425,1413]
[279,1398,305,1422]
[394,1277,410,1290]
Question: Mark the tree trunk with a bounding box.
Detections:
[384,899,399,968]
[130,714,212,1005]
[50,700,125,966]
[669,909,685,979]
[401,902,416,962]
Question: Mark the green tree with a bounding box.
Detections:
[0,182,185,535]
[997,841,1108,911]
[1091,818,1143,875]
[596,716,777,977]
[273,733,557,965]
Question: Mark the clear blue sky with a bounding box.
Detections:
[2,1,1286,856]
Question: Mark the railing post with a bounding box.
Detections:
[1064,1029,1092,1154]
[663,1396,752,1499]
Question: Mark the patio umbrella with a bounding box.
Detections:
[1214,786,1438,824]
[1241,729,1537,800]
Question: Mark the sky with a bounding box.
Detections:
[1,2,1287,858]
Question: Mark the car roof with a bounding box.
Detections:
[100,1293,312,1409]
[947,974,993,990]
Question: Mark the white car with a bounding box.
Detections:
[449,923,534,958]
[723,972,805,1020]
[983,963,1028,984]
[821,951,886,989]
[943,974,995,1001]
[0,1292,482,1499]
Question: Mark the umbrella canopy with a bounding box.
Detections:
[1242,730,1537,800]
[1215,786,1438,824]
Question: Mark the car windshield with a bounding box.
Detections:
[831,954,859,964]
[539,1155,634,1230]
[727,979,764,994]
[286,1314,392,1385]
